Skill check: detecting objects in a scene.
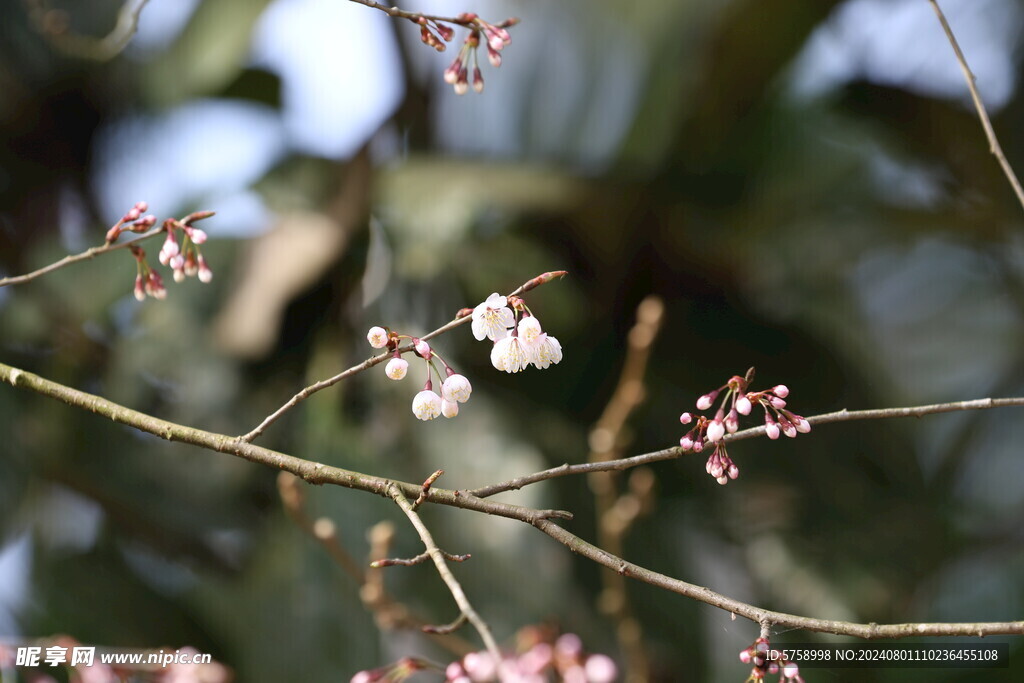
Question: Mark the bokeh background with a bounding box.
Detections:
[1,0,1023,681]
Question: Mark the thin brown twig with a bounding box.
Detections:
[388,484,503,663]
[422,613,468,635]
[469,397,1024,497]
[413,469,444,510]
[371,550,471,568]
[928,0,1024,213]
[347,0,480,26]
[238,271,567,443]
[0,227,163,288]
[3,360,1022,638]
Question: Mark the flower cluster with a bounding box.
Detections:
[366,326,473,421]
[105,202,215,301]
[740,637,803,682]
[473,293,563,373]
[444,630,617,683]
[368,287,563,421]
[678,370,809,485]
[440,15,518,95]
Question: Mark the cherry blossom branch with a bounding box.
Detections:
[388,483,502,662]
[0,227,162,288]
[928,0,1024,214]
[469,397,1024,497]
[347,0,482,26]
[1,360,1021,638]
[24,0,151,61]
[238,271,567,443]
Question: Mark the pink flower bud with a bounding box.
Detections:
[185,226,207,244]
[197,255,213,283]
[414,338,431,359]
[134,201,148,213]
[133,274,145,301]
[132,215,156,231]
[706,419,725,443]
[765,421,780,440]
[728,464,739,479]
[725,410,739,433]
[739,649,752,663]
[679,412,692,424]
[736,395,752,415]
[784,661,800,678]
[680,435,693,450]
[794,416,811,433]
[696,393,715,410]
[487,45,502,67]
[124,207,141,222]
[716,475,728,485]
[773,384,790,398]
[105,225,123,243]
[462,652,496,681]
[692,438,704,452]
[471,67,484,93]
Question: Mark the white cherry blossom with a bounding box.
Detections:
[472,293,515,341]
[412,390,442,420]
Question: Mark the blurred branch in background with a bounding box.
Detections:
[928,0,1024,214]
[587,296,664,683]
[23,0,150,61]
[387,482,503,664]
[277,472,475,656]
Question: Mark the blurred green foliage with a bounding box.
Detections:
[1,0,1023,681]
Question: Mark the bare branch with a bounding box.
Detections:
[470,397,1024,497]
[422,613,468,635]
[3,360,1022,638]
[0,227,163,288]
[413,469,444,510]
[928,0,1024,214]
[388,484,502,663]
[533,519,1024,638]
[238,271,568,442]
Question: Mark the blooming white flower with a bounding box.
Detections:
[385,358,408,380]
[491,336,529,373]
[441,373,472,403]
[472,293,515,341]
[526,333,562,369]
[441,399,459,418]
[517,315,542,345]
[367,326,389,348]
[412,390,442,420]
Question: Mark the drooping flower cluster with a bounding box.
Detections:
[472,293,563,373]
[678,370,809,485]
[439,14,518,95]
[105,203,215,301]
[740,637,803,682]
[442,629,616,683]
[366,327,473,421]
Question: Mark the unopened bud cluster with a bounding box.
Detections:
[740,637,803,682]
[366,327,473,421]
[442,629,616,683]
[106,202,215,301]
[678,370,809,485]
[406,10,517,95]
